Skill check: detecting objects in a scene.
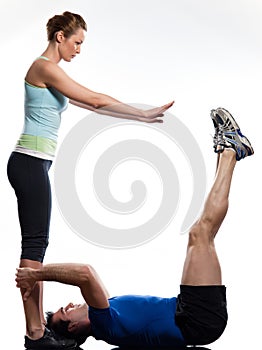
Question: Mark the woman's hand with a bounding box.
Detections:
[70,99,175,123]
[139,101,174,123]
[34,58,174,124]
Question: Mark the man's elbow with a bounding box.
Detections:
[78,264,95,285]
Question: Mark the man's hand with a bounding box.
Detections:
[15,267,38,301]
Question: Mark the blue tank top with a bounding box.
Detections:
[89,295,186,347]
[15,56,68,160]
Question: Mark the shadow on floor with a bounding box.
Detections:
[110,347,211,350]
[72,347,212,350]
[29,347,211,350]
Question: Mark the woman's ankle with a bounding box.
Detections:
[26,325,45,340]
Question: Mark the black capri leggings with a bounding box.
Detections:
[7,152,52,263]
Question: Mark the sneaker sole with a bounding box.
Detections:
[25,346,77,350]
[211,107,240,130]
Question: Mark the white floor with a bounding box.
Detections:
[1,1,261,349]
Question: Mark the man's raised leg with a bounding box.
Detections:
[181,106,254,286]
[181,149,236,285]
[175,108,253,346]
[181,108,254,285]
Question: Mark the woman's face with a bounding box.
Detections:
[58,28,86,62]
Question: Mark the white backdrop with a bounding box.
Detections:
[1,0,261,349]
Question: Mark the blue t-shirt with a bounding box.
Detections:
[89,295,186,347]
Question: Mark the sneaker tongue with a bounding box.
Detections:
[214,144,224,153]
[215,113,224,125]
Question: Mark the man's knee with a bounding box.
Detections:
[188,220,214,247]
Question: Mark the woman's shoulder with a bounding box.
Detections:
[25,57,63,88]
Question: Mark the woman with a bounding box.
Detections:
[7,11,173,349]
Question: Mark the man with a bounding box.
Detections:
[16,107,254,349]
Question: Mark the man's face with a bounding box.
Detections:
[52,302,89,325]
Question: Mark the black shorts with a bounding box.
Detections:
[175,285,228,346]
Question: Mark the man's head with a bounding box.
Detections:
[46,303,91,345]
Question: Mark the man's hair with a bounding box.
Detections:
[46,311,88,346]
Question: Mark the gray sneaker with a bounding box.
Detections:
[210,107,254,161]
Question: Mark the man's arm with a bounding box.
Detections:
[16,263,110,309]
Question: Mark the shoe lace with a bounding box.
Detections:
[213,125,226,152]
